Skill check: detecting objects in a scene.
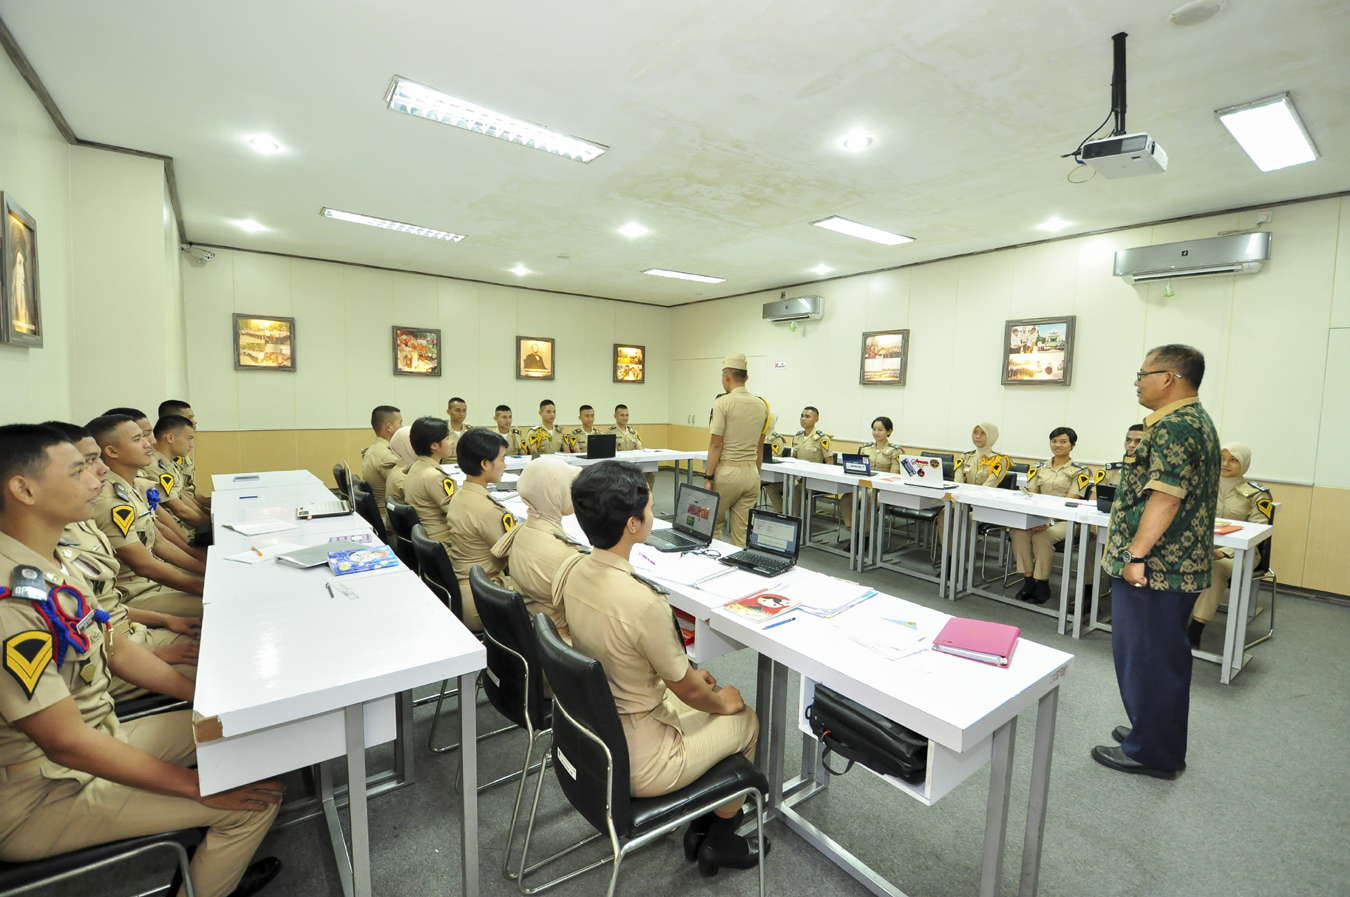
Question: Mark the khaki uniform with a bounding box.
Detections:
[1011,459,1091,579]
[954,450,1011,487]
[861,442,902,474]
[490,428,524,456]
[385,463,411,503]
[440,423,474,464]
[445,481,516,631]
[525,426,568,455]
[360,437,400,529]
[91,472,201,617]
[144,449,193,539]
[763,430,789,514]
[709,388,769,547]
[503,520,585,642]
[555,551,757,797]
[0,533,276,897]
[791,428,833,463]
[565,427,601,454]
[58,521,196,700]
[175,452,198,498]
[609,425,645,452]
[1194,480,1273,621]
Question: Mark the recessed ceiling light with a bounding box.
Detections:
[811,216,913,246]
[840,130,873,152]
[810,263,833,275]
[510,264,531,276]
[1169,0,1226,26]
[618,222,649,238]
[1036,216,1071,232]
[642,268,725,284]
[1217,93,1318,172]
[246,135,282,154]
[385,76,607,163]
[235,219,267,233]
[321,207,466,241]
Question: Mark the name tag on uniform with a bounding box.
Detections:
[76,609,100,633]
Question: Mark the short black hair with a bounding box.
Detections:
[871,416,894,434]
[539,399,555,410]
[43,420,92,443]
[87,414,137,446]
[1127,424,1144,434]
[803,406,820,416]
[614,404,628,412]
[725,368,748,383]
[458,428,508,476]
[371,405,401,431]
[0,424,72,510]
[1147,344,1205,387]
[495,405,512,415]
[579,405,593,413]
[572,461,649,550]
[158,400,191,419]
[104,407,147,422]
[1049,426,1078,446]
[154,415,194,440]
[447,396,466,406]
[410,416,450,457]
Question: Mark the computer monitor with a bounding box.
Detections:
[585,433,617,459]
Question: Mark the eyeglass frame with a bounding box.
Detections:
[1135,369,1179,381]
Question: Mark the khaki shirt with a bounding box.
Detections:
[505,519,585,639]
[1215,479,1274,559]
[764,431,788,458]
[0,531,117,822]
[360,437,400,520]
[566,427,601,454]
[608,425,644,452]
[146,449,184,502]
[1027,458,1091,499]
[446,482,513,586]
[1096,462,1125,494]
[441,423,474,464]
[955,450,1011,487]
[490,428,523,456]
[176,452,198,496]
[91,471,162,601]
[403,457,457,543]
[791,428,832,463]
[386,464,411,503]
[58,521,141,639]
[525,427,567,455]
[861,442,902,474]
[711,387,769,464]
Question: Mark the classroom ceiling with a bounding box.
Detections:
[2,1,1348,306]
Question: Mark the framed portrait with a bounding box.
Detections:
[233,313,296,371]
[392,326,442,376]
[1002,316,1076,386]
[614,344,645,383]
[1,194,42,348]
[516,336,554,380]
[859,329,909,385]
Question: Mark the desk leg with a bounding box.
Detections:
[754,653,773,770]
[1056,522,1073,636]
[1090,533,1106,634]
[767,660,789,811]
[1018,688,1059,897]
[318,761,354,897]
[395,690,414,785]
[980,717,1017,897]
[1220,548,1254,685]
[459,671,480,897]
[1072,523,1090,640]
[939,498,953,601]
[965,507,979,595]
[344,704,371,897]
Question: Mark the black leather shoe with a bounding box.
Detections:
[1090,745,1176,780]
[696,833,769,877]
[682,812,716,862]
[230,857,282,897]
[1112,725,1130,744]
[1028,580,1052,605]
[1015,577,1037,600]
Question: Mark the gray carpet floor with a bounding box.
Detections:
[59,480,1350,897]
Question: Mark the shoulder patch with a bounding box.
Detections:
[1027,465,1038,480]
[1105,461,1123,470]
[502,511,516,532]
[1077,471,1091,492]
[1256,497,1274,521]
[1248,480,1270,493]
[1094,468,1106,484]
[3,630,54,700]
[159,472,175,494]
[990,457,1006,478]
[795,429,805,436]
[630,572,670,595]
[953,456,964,471]
[820,436,830,452]
[442,478,456,498]
[111,505,136,536]
[173,455,184,465]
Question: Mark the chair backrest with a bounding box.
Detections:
[352,484,389,543]
[385,499,421,573]
[920,451,955,479]
[333,462,350,494]
[470,566,548,731]
[411,524,463,619]
[1010,462,1030,474]
[998,472,1017,490]
[1255,504,1275,573]
[533,614,632,838]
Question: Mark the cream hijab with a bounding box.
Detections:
[974,421,1001,457]
[1220,442,1252,495]
[491,456,579,557]
[388,426,416,466]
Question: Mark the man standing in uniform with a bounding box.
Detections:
[704,355,768,548]
[1093,424,1144,497]
[490,406,523,456]
[565,404,599,454]
[525,400,568,454]
[360,405,403,529]
[442,397,473,464]
[1094,345,1220,780]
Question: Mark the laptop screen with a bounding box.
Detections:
[675,483,718,540]
[841,453,870,476]
[746,511,801,558]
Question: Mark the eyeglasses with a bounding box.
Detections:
[1135,369,1175,380]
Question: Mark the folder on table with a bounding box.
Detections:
[932,617,1020,667]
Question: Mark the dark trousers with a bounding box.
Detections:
[1110,576,1195,771]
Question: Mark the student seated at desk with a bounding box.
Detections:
[490,456,583,641]
[762,412,790,513]
[490,405,524,456]
[0,424,283,897]
[360,404,403,529]
[384,425,414,503]
[954,421,1011,487]
[525,400,568,455]
[446,426,517,630]
[1189,442,1273,647]
[556,461,765,875]
[1092,424,1144,498]
[158,400,209,511]
[1011,427,1090,605]
[149,415,210,537]
[104,408,202,563]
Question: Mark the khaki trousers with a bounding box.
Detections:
[713,464,760,548]
[0,710,278,897]
[1011,521,1067,580]
[1193,555,1233,622]
[110,627,198,700]
[127,584,203,618]
[630,695,759,798]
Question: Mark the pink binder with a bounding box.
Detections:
[932,617,1020,667]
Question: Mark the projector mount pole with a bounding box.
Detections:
[1111,31,1128,135]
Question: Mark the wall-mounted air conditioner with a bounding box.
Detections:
[763,295,823,322]
[1114,232,1272,283]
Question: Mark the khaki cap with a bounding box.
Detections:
[722,353,748,371]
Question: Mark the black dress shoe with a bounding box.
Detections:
[1090,745,1176,780]
[230,857,282,897]
[1112,725,1130,744]
[696,832,769,877]
[1015,577,1037,600]
[682,811,717,861]
[1028,580,1052,605]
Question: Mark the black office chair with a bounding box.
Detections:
[352,484,389,544]
[1218,505,1279,649]
[114,694,189,722]
[385,499,420,574]
[920,451,956,480]
[332,462,351,500]
[470,567,553,879]
[0,828,203,897]
[519,615,768,897]
[1009,462,1030,474]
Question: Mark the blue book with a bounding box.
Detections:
[327,545,398,576]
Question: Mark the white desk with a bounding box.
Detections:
[865,475,959,599]
[211,469,324,492]
[763,459,869,571]
[203,482,486,897]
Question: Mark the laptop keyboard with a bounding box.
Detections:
[724,549,793,574]
[648,529,701,550]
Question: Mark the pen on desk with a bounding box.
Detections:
[251,546,263,556]
[325,582,336,599]
[765,615,798,630]
[239,495,259,500]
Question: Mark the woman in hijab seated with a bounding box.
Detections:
[1190,442,1273,648]
[384,425,416,502]
[955,421,1011,487]
[491,455,585,642]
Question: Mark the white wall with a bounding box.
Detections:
[670,197,1350,488]
[180,249,673,430]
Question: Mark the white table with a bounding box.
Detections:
[210,469,324,492]
[865,475,960,599]
[202,481,486,897]
[763,459,870,571]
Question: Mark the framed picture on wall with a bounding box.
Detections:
[614,344,645,383]
[859,329,908,385]
[233,313,296,371]
[392,326,442,376]
[517,336,554,380]
[1,194,43,349]
[1002,316,1076,385]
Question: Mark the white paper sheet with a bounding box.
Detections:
[224,520,298,536]
[224,542,306,564]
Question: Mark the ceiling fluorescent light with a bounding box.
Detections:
[642,268,725,284]
[811,216,913,246]
[510,264,531,276]
[810,263,833,275]
[1217,93,1318,172]
[1036,216,1071,232]
[618,222,649,238]
[247,135,282,154]
[840,130,873,152]
[386,76,607,163]
[322,207,466,241]
[235,219,267,233]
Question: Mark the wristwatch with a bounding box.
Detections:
[1122,549,1149,565]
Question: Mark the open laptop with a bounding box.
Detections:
[298,465,357,519]
[763,443,788,464]
[586,433,617,459]
[719,510,802,576]
[840,453,871,476]
[895,454,957,489]
[646,482,720,552]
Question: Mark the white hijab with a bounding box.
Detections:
[974,421,1000,457]
[491,456,579,557]
[1220,442,1252,495]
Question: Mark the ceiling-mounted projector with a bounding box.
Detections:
[1082,132,1168,178]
